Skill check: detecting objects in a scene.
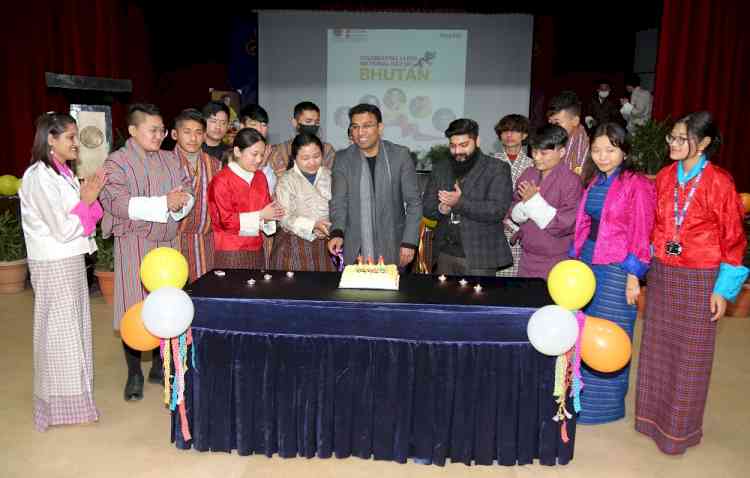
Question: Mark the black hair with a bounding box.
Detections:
[31,112,77,176]
[293,101,320,119]
[173,108,206,130]
[201,101,230,120]
[348,103,383,123]
[291,132,324,160]
[127,103,161,127]
[581,122,638,185]
[529,124,569,150]
[675,111,722,160]
[547,91,582,118]
[444,118,479,139]
[241,104,269,124]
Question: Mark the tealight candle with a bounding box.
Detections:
[459,278,468,287]
[264,274,272,281]
[214,270,226,277]
[438,274,447,282]
[473,284,482,293]
[246,279,256,286]
[286,271,294,278]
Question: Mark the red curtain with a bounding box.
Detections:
[653,0,750,191]
[0,0,154,177]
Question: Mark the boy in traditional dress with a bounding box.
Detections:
[547,91,590,174]
[100,103,194,401]
[269,101,335,177]
[171,108,221,283]
[509,124,583,279]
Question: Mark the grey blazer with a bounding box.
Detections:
[330,140,422,265]
[423,150,513,270]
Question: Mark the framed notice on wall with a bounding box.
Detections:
[69,104,112,178]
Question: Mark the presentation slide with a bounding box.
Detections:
[326,29,467,152]
[259,11,533,162]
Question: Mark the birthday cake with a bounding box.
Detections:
[338,257,400,290]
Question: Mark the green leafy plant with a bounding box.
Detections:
[0,210,26,262]
[94,226,114,271]
[414,144,452,171]
[630,118,672,175]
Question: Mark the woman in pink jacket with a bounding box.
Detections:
[570,123,655,424]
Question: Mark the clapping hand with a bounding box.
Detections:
[260,201,285,221]
[313,219,332,239]
[438,182,462,208]
[166,186,190,212]
[517,180,539,203]
[80,168,106,205]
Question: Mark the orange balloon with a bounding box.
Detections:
[120,302,160,352]
[580,316,632,373]
[739,192,750,214]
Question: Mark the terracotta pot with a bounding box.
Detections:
[95,270,115,305]
[0,258,28,294]
[726,283,750,318]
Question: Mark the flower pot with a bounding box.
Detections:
[726,284,750,318]
[0,258,28,294]
[95,270,115,305]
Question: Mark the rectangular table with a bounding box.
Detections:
[172,270,576,466]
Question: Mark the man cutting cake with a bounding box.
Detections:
[328,103,422,268]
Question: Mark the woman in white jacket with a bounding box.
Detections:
[19,112,105,431]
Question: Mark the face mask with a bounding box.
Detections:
[598,90,610,99]
[298,124,320,136]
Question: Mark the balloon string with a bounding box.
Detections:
[162,339,171,405]
[570,312,586,413]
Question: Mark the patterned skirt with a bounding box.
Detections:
[29,255,98,431]
[268,229,336,272]
[635,259,718,454]
[178,231,215,284]
[578,240,637,424]
[496,225,521,277]
[215,249,265,270]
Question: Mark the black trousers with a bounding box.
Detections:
[122,340,162,376]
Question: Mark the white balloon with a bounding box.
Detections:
[142,287,195,339]
[527,305,579,356]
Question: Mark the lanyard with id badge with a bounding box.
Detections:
[666,161,707,256]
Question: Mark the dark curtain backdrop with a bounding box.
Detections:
[1,0,154,177]
[653,0,750,192]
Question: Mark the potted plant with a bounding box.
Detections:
[0,210,27,293]
[94,227,115,305]
[630,118,672,178]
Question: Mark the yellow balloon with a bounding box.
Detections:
[140,247,189,292]
[547,260,596,310]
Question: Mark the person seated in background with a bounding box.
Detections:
[547,90,590,174]
[269,101,335,177]
[208,128,284,269]
[509,124,583,279]
[584,79,625,131]
[620,74,653,135]
[269,133,336,272]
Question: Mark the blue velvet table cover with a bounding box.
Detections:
[172,270,576,466]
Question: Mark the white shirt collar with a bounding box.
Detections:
[228,161,255,185]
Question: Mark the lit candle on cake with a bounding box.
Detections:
[459,278,468,287]
[438,274,447,282]
[473,284,482,293]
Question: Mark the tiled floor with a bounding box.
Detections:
[3,289,748,477]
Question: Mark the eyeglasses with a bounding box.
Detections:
[350,123,378,132]
[665,134,689,147]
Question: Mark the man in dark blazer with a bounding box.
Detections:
[328,103,422,267]
[423,118,513,276]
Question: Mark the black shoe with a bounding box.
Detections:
[148,366,164,385]
[124,373,144,401]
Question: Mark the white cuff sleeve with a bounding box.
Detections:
[525,193,557,230]
[169,194,195,221]
[128,196,169,223]
[262,220,277,236]
[511,201,529,224]
[239,211,261,236]
[291,216,316,241]
[620,102,633,118]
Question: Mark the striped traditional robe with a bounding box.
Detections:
[175,148,221,283]
[495,147,533,277]
[100,139,193,329]
[562,124,590,173]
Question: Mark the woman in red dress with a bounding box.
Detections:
[635,111,748,454]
